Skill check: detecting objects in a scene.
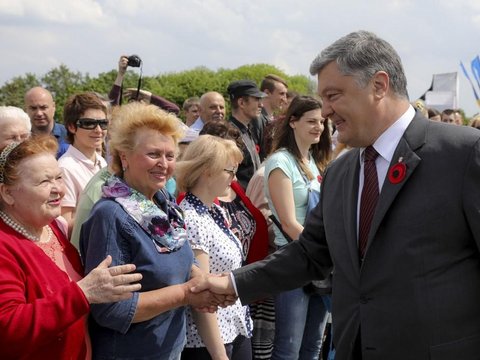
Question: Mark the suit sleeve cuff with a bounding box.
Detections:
[229,272,239,297]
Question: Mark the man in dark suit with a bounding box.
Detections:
[192,30,480,360]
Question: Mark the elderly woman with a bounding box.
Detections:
[0,106,31,150]
[176,135,253,360]
[79,102,216,359]
[0,136,142,360]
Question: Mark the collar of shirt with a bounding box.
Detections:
[359,105,415,191]
[229,116,249,134]
[66,145,106,170]
[356,105,415,237]
[189,117,205,131]
[185,192,211,215]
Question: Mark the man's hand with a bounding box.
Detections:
[190,273,237,308]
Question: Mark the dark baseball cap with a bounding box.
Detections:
[227,80,266,100]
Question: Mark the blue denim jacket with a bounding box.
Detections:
[80,195,194,359]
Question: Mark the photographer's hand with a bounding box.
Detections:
[118,55,128,75]
[114,55,129,87]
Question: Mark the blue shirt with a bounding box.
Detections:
[52,122,69,158]
[80,194,194,359]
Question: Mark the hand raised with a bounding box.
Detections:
[77,255,142,304]
[118,55,128,74]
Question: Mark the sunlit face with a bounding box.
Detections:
[211,161,238,198]
[290,109,325,147]
[2,153,65,229]
[242,96,263,120]
[25,89,56,134]
[317,61,379,147]
[68,108,107,154]
[0,118,30,150]
[121,128,176,199]
[454,112,463,126]
[268,82,288,111]
[185,104,200,125]
[199,93,225,123]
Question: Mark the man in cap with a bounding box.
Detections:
[227,80,266,189]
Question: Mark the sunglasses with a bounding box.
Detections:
[76,118,109,130]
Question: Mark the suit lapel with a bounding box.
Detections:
[343,148,362,269]
[364,115,427,256]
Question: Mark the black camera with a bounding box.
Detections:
[127,54,142,68]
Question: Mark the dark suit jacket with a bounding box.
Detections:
[233,114,480,360]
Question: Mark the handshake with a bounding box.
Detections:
[185,269,238,313]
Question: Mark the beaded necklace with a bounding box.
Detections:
[0,210,52,243]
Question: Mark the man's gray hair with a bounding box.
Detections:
[0,106,32,131]
[309,30,409,99]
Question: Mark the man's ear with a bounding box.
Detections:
[372,71,389,99]
[0,184,15,206]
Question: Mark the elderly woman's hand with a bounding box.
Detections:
[77,255,142,304]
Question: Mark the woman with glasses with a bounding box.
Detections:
[58,92,108,235]
[199,120,269,265]
[176,135,253,360]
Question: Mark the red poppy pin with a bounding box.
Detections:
[255,144,260,154]
[317,175,323,183]
[388,157,407,184]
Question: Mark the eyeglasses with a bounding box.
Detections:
[76,118,109,130]
[224,168,237,176]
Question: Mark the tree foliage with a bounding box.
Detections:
[0,63,315,122]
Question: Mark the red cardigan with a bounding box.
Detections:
[177,181,269,264]
[0,220,90,360]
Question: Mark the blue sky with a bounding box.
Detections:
[1,0,479,116]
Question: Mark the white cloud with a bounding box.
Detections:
[0,0,107,25]
[1,0,480,115]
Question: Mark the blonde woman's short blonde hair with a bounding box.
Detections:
[175,134,243,193]
[108,102,185,175]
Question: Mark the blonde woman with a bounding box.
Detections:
[176,135,253,360]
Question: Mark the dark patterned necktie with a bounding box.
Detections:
[359,146,379,259]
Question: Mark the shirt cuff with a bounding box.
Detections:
[229,272,239,297]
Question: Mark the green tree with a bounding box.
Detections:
[41,64,85,122]
[0,73,40,108]
[0,63,313,121]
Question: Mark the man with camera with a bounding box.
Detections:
[108,55,180,114]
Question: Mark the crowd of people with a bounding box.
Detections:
[0,31,479,360]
